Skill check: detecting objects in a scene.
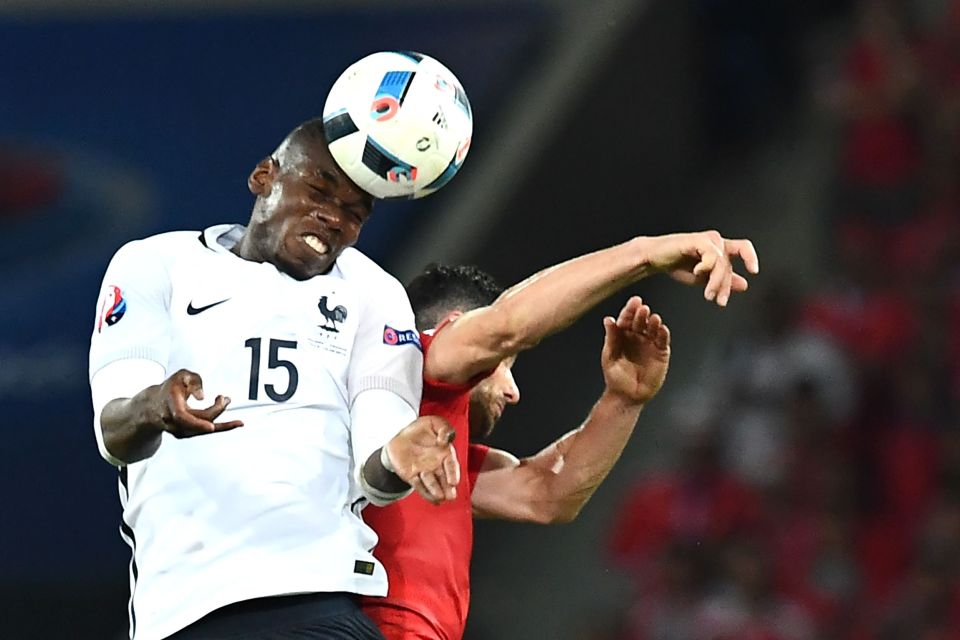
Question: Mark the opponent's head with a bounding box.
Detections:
[407,264,519,438]
[467,356,520,438]
[240,118,374,279]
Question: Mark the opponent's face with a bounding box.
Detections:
[468,358,520,438]
[247,141,373,279]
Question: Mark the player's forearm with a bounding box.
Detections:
[360,447,412,504]
[491,237,655,353]
[534,390,644,523]
[99,389,166,464]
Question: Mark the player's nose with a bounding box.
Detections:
[501,368,520,405]
[314,207,344,232]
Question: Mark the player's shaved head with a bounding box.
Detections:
[271,118,331,172]
[237,117,373,280]
[407,264,504,331]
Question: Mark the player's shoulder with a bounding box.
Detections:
[113,229,205,260]
[336,247,407,298]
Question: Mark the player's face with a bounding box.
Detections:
[247,141,373,279]
[468,358,520,438]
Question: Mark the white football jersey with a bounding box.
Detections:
[88,224,423,640]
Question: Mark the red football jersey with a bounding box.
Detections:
[361,329,490,640]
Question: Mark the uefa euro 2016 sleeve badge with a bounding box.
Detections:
[97,285,127,333]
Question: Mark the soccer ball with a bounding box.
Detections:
[322,51,473,200]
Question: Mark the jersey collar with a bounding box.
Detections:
[199,224,245,255]
[199,223,345,279]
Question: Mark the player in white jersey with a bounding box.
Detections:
[88,119,460,640]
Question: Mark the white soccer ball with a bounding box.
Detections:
[322,51,473,200]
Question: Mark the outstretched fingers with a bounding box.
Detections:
[416,450,459,505]
[412,417,459,503]
[721,238,759,299]
[652,318,670,350]
[615,296,648,332]
[167,390,218,435]
[417,471,445,504]
[706,248,732,305]
[643,312,663,338]
[731,273,749,293]
[194,395,244,432]
[726,238,760,275]
[692,240,729,304]
[166,371,243,437]
[409,474,437,505]
[692,235,760,306]
[610,296,670,349]
[630,302,652,334]
[443,446,461,489]
[190,395,231,422]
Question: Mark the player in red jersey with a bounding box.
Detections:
[362,232,759,640]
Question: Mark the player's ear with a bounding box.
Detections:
[248,156,277,196]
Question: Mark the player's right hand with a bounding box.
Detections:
[385,415,460,505]
[601,296,671,404]
[154,369,244,438]
[643,231,759,307]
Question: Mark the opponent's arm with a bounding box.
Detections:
[470,297,670,523]
[426,231,755,384]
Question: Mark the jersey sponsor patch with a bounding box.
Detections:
[382,325,422,351]
[97,285,127,332]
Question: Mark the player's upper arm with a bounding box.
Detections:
[346,273,422,412]
[88,239,174,378]
[88,239,174,464]
[425,305,526,385]
[346,271,423,478]
[471,448,569,524]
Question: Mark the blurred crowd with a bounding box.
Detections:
[605,1,960,638]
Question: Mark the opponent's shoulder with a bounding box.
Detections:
[336,248,407,298]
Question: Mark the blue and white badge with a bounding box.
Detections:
[382,325,422,351]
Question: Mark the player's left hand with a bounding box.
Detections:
[600,296,670,404]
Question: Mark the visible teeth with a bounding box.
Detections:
[304,235,328,254]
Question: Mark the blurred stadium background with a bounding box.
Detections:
[3,0,959,638]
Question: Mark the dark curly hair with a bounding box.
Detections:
[406,264,504,331]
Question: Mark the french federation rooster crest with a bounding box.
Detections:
[318,296,348,332]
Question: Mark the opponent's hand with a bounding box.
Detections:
[601,297,671,404]
[643,231,759,306]
[153,369,244,438]
[385,415,460,505]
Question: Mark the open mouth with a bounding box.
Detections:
[302,234,329,256]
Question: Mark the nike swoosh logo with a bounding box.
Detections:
[187,298,231,315]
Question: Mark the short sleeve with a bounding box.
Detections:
[468,444,490,490]
[88,240,173,379]
[346,277,422,412]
